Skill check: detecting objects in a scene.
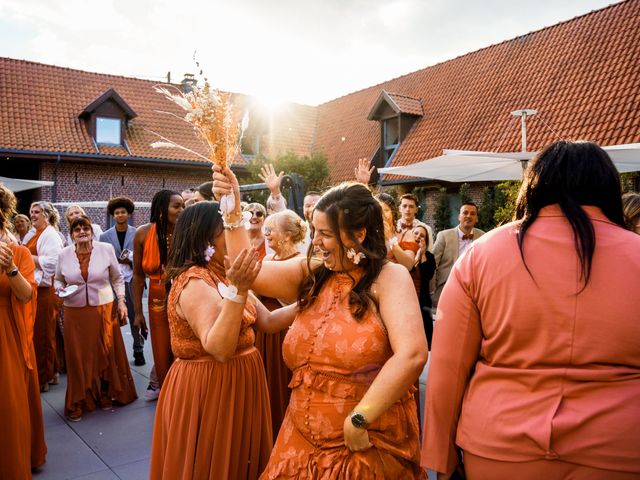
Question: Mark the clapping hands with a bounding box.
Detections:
[224,248,261,294]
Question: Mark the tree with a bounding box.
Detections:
[493,181,521,226]
[434,187,451,234]
[458,182,472,206]
[242,150,330,204]
[477,186,497,231]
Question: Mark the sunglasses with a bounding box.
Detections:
[247,210,265,218]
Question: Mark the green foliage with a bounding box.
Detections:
[477,186,497,231]
[242,151,330,204]
[493,181,521,226]
[621,172,639,193]
[458,182,472,206]
[434,187,451,233]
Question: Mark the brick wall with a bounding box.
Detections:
[38,160,210,235]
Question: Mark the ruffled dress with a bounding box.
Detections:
[150,262,273,479]
[259,270,425,479]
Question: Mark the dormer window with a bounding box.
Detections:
[79,88,136,151]
[96,117,121,145]
[368,90,423,169]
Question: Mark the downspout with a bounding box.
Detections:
[52,154,61,202]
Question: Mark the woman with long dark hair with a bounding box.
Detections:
[422,140,640,479]
[213,168,428,479]
[150,201,296,479]
[132,190,184,399]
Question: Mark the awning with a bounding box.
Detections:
[0,176,55,192]
[378,143,640,182]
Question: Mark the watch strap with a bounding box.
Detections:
[7,267,19,278]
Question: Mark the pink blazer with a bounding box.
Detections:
[422,205,640,474]
[54,241,124,308]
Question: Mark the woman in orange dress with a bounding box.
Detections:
[214,168,428,479]
[55,215,137,421]
[150,201,297,479]
[132,190,184,399]
[23,201,64,391]
[258,209,307,438]
[0,185,46,477]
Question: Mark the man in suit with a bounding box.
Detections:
[433,202,484,305]
[100,197,145,366]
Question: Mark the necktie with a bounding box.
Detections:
[461,233,473,240]
[400,223,413,230]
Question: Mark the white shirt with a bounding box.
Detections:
[457,226,474,257]
[22,225,64,287]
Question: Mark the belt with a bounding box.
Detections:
[176,346,257,362]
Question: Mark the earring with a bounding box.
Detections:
[204,244,216,262]
[346,247,366,265]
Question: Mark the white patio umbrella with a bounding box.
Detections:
[0,176,54,192]
[378,143,640,182]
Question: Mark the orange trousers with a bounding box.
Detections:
[148,281,173,387]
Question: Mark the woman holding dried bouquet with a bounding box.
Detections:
[150,201,298,480]
[213,167,428,479]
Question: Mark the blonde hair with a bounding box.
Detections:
[622,193,640,230]
[0,184,17,231]
[65,204,86,223]
[265,209,307,245]
[30,201,59,229]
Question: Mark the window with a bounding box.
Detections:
[383,118,400,164]
[96,117,121,145]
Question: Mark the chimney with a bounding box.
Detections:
[181,73,197,93]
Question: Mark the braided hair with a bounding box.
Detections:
[150,190,181,267]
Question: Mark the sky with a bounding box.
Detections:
[0,0,623,105]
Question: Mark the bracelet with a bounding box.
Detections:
[223,214,245,230]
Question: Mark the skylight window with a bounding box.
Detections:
[96,117,121,145]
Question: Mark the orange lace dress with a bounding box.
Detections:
[150,263,273,480]
[0,244,45,478]
[142,223,173,386]
[260,271,425,479]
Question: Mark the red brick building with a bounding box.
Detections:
[2,0,639,230]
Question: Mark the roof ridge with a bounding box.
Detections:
[319,0,630,106]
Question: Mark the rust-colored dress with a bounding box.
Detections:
[63,250,137,417]
[142,224,173,386]
[0,244,46,477]
[150,263,272,479]
[255,252,299,439]
[260,271,425,479]
[26,228,58,386]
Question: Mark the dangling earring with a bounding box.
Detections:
[346,247,365,265]
[204,243,216,262]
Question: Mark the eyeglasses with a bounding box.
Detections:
[73,226,92,233]
[247,210,264,218]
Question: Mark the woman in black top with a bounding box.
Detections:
[413,225,436,349]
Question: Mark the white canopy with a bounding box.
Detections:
[0,176,54,192]
[378,143,640,182]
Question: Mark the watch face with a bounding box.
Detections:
[8,268,19,277]
[351,412,367,429]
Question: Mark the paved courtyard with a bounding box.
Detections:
[31,304,433,480]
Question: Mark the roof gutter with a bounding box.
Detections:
[0,148,248,170]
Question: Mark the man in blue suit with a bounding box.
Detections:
[100,197,145,365]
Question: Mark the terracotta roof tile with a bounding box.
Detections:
[313,0,640,182]
[0,59,316,166]
[386,92,423,116]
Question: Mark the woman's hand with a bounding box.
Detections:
[258,163,284,196]
[0,241,13,274]
[343,415,373,452]
[212,165,240,201]
[117,300,128,326]
[354,158,375,185]
[225,248,261,294]
[134,313,148,339]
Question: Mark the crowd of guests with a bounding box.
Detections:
[1,140,639,479]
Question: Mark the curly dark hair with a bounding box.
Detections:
[514,140,625,289]
[298,182,388,319]
[0,184,17,232]
[165,201,224,281]
[107,196,135,215]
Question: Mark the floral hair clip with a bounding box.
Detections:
[346,247,365,265]
[204,244,216,262]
